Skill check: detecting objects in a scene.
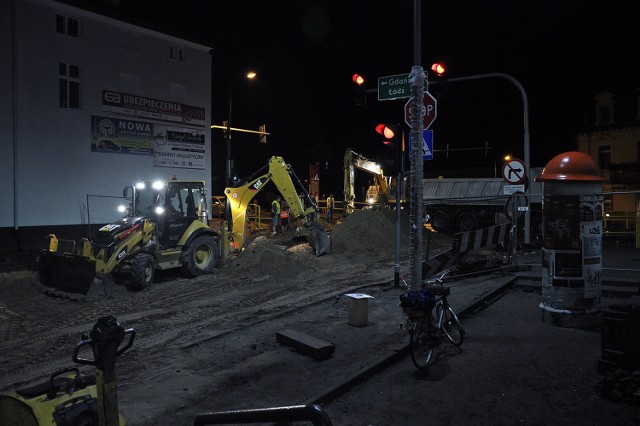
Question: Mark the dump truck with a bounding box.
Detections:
[224,156,331,256]
[424,170,543,233]
[39,179,221,297]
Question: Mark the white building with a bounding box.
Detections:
[1,0,213,250]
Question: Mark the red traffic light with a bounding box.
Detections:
[352,73,365,86]
[375,123,395,139]
[431,63,446,76]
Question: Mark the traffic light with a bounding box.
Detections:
[352,73,367,108]
[375,123,403,173]
[375,123,396,146]
[258,124,267,143]
[431,63,446,76]
[430,63,447,99]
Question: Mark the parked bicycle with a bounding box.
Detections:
[399,270,465,369]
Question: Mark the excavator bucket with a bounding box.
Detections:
[39,252,113,298]
[307,223,331,256]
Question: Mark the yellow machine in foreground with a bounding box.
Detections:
[0,316,132,425]
[39,180,221,298]
[224,156,331,256]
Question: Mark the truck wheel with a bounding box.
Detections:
[127,253,155,292]
[181,235,220,277]
[430,210,451,233]
[457,212,477,232]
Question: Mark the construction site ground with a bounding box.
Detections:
[1,209,640,425]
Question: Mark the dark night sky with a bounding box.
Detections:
[67,0,639,194]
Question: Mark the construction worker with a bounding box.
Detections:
[280,200,290,231]
[272,195,281,234]
[326,193,335,224]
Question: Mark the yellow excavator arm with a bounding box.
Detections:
[224,156,329,255]
[344,148,390,206]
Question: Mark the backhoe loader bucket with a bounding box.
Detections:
[39,252,113,298]
[307,223,331,256]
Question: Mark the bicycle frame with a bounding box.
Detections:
[400,269,464,369]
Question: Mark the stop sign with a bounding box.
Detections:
[404,92,437,130]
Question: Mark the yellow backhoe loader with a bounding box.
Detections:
[224,156,331,256]
[39,179,221,298]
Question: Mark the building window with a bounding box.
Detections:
[598,145,611,169]
[59,63,80,109]
[594,92,614,126]
[598,105,612,125]
[56,14,80,37]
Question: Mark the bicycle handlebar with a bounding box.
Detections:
[422,269,452,287]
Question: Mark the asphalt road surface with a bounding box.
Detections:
[324,288,640,425]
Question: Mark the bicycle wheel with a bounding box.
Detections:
[410,317,435,369]
[437,302,465,346]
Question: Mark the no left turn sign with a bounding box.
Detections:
[502,158,526,184]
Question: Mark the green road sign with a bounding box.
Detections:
[377,73,426,101]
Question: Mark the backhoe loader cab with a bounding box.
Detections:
[40,180,221,298]
[123,180,210,247]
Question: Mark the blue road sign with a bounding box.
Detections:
[409,130,433,160]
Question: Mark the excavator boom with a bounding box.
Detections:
[224,156,330,255]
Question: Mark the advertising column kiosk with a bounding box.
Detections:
[536,152,607,328]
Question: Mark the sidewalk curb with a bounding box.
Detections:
[308,275,517,406]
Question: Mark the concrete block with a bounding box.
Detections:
[345,293,374,327]
[276,328,335,361]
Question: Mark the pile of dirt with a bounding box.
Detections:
[331,209,411,256]
[224,209,415,283]
[0,250,39,273]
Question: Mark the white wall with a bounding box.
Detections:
[4,0,212,228]
[0,1,16,229]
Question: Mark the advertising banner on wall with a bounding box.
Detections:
[91,116,206,170]
[102,90,205,126]
[95,90,207,170]
[152,126,206,170]
[91,115,154,155]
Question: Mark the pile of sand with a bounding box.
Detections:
[236,209,412,272]
[331,209,410,256]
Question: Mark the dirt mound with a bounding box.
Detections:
[331,209,410,256]
[226,210,412,280]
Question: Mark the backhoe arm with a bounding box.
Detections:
[224,170,272,251]
[224,156,330,255]
[267,156,316,219]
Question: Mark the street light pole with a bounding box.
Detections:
[225,93,232,187]
[431,72,531,246]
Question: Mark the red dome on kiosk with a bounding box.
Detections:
[536,151,607,182]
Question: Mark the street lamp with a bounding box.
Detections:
[225,71,257,187]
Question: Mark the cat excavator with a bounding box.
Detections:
[38,157,328,298]
[224,156,331,256]
[39,179,221,298]
[344,148,392,214]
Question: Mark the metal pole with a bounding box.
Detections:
[409,0,424,289]
[394,128,406,288]
[394,173,401,287]
[225,94,232,187]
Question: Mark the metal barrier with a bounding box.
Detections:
[193,403,332,425]
[86,194,127,237]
